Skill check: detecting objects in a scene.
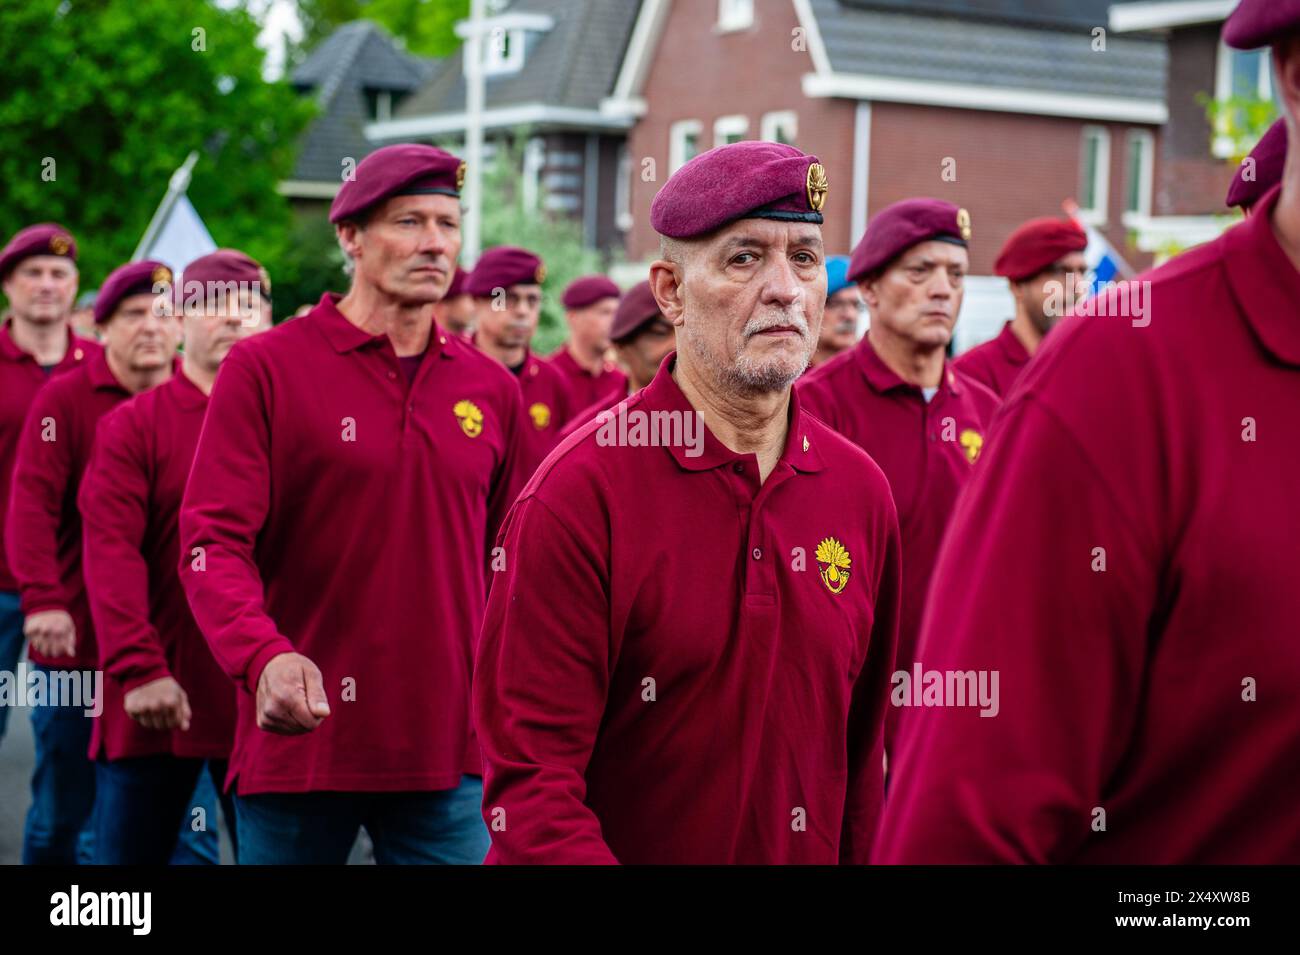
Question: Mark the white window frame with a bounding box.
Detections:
[478,27,525,77]
[760,110,798,145]
[717,0,754,33]
[713,114,749,148]
[1212,41,1273,158]
[1122,129,1155,226]
[1078,125,1111,227]
[669,119,703,174]
[615,143,633,232]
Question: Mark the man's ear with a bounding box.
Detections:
[336,222,363,262]
[1274,37,1300,119]
[649,260,686,327]
[856,277,879,312]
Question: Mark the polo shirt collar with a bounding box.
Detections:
[0,319,84,369]
[852,334,963,397]
[86,347,129,393]
[171,367,210,410]
[639,352,826,473]
[1223,185,1300,368]
[995,321,1030,365]
[312,292,449,361]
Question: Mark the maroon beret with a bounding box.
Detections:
[446,266,470,298]
[562,275,621,310]
[0,223,77,279]
[650,141,828,239]
[95,260,172,325]
[1224,0,1300,49]
[464,247,545,297]
[610,280,662,343]
[993,217,1088,281]
[1227,119,1287,210]
[175,249,269,314]
[329,144,465,224]
[848,198,971,281]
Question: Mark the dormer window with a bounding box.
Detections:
[364,88,406,122]
[718,0,754,32]
[484,27,525,76]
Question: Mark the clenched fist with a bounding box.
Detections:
[24,609,76,658]
[124,676,192,732]
[256,652,331,735]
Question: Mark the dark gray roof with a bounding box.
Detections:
[289,21,435,183]
[812,0,1167,101]
[394,0,640,121]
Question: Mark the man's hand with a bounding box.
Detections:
[256,652,331,735]
[124,676,192,732]
[24,610,76,658]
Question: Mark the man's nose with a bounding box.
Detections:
[763,257,802,306]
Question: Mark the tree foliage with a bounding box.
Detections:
[294,0,468,59]
[0,0,314,291]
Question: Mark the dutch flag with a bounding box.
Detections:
[1063,199,1135,295]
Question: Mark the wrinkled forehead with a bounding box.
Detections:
[370,192,463,222]
[889,239,970,271]
[10,254,77,275]
[704,217,825,255]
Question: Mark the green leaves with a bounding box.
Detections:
[0,0,315,291]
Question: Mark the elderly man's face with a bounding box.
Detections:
[668,219,824,393]
[861,240,967,350]
[820,286,861,352]
[102,292,181,372]
[184,286,265,373]
[338,194,462,305]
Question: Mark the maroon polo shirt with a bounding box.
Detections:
[179,293,526,795]
[474,355,902,864]
[80,371,235,761]
[557,387,631,441]
[875,185,1300,864]
[952,320,1031,398]
[797,338,999,721]
[5,348,134,670]
[0,322,100,593]
[546,345,628,411]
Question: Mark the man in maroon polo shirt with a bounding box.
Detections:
[468,246,573,477]
[475,141,902,864]
[952,217,1089,399]
[873,0,1300,864]
[433,265,474,337]
[798,199,998,748]
[179,144,525,865]
[559,279,676,437]
[79,250,267,864]
[6,258,178,864]
[0,224,98,750]
[546,275,627,408]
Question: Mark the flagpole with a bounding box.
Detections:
[462,0,487,267]
[132,151,201,262]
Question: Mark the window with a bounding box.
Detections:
[521,137,545,213]
[364,89,405,122]
[670,119,702,174]
[717,0,754,32]
[713,115,749,148]
[1213,43,1277,157]
[467,26,526,77]
[1078,126,1111,225]
[760,111,798,146]
[1123,130,1154,222]
[615,144,633,232]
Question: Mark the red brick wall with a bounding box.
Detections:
[625,0,855,260]
[624,0,1155,273]
[869,102,1155,274]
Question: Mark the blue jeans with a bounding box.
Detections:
[23,664,96,865]
[0,591,24,742]
[93,755,234,864]
[235,777,489,865]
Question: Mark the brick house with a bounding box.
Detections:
[1110,0,1274,254]
[606,0,1170,347]
[364,0,642,254]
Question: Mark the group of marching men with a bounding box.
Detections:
[1,0,1297,865]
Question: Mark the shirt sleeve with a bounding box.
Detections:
[474,493,620,864]
[872,396,1159,863]
[5,385,74,616]
[178,346,294,694]
[79,407,171,691]
[840,497,902,864]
